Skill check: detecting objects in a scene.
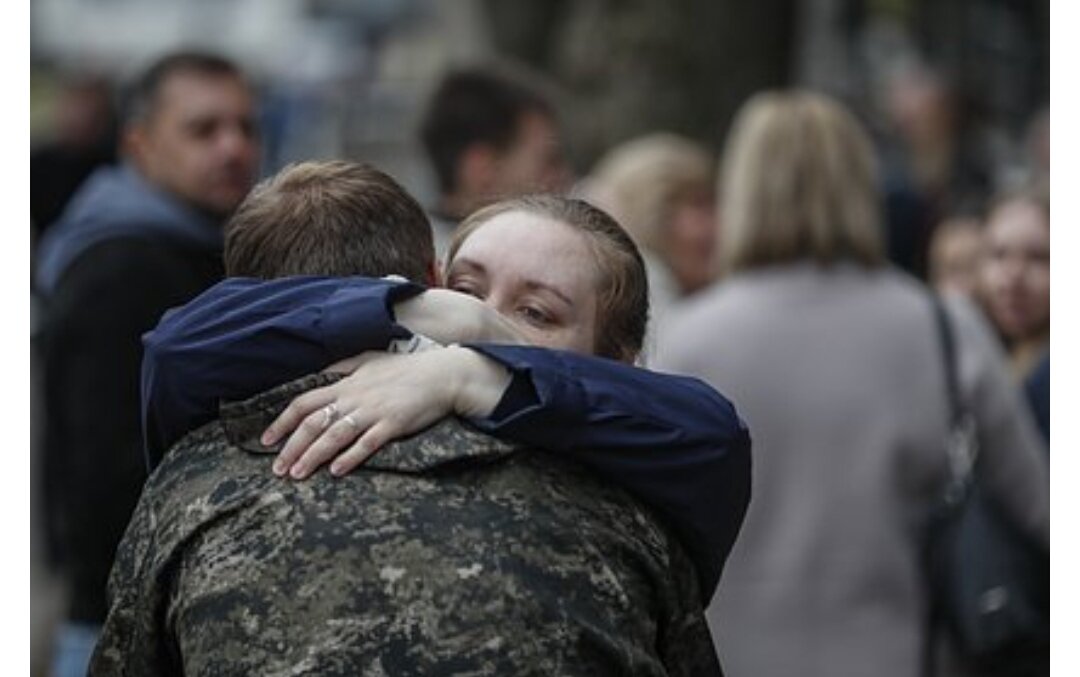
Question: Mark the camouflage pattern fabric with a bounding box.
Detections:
[91,373,721,676]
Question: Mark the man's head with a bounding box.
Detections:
[123,50,260,218]
[419,68,571,218]
[224,160,435,284]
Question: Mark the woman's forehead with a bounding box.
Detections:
[464,211,596,262]
[454,212,600,289]
[988,202,1049,244]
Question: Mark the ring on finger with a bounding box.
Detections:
[340,413,361,430]
[318,403,339,429]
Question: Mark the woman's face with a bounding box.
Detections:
[979,199,1050,342]
[666,190,718,294]
[446,210,599,355]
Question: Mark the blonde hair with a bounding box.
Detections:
[719,90,885,273]
[447,196,649,363]
[583,132,714,256]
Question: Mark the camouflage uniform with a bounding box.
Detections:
[91,373,721,676]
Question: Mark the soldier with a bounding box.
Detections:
[93,374,719,676]
[92,162,744,675]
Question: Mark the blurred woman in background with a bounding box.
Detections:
[655,90,1048,677]
[580,132,718,356]
[927,214,983,297]
[976,182,1050,383]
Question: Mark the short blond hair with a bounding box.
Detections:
[719,90,885,273]
[583,132,714,256]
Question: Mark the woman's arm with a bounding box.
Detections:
[141,276,424,468]
[263,346,513,477]
[141,276,529,469]
[261,342,752,601]
[460,343,752,600]
[143,274,752,598]
[948,296,1049,546]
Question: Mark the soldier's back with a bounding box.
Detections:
[93,374,720,677]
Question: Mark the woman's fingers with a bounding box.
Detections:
[272,403,335,475]
[264,350,461,480]
[287,412,369,479]
[262,388,337,447]
[329,420,397,477]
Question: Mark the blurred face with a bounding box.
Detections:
[979,200,1050,342]
[129,71,259,217]
[491,112,572,198]
[886,72,953,145]
[930,220,983,297]
[446,210,598,354]
[666,190,718,294]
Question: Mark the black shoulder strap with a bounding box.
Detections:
[923,293,977,677]
[924,293,962,677]
[930,294,961,426]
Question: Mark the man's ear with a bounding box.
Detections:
[426,259,442,288]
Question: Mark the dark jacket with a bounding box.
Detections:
[91,373,722,677]
[37,165,224,624]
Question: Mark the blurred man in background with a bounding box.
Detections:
[34,49,260,677]
[419,66,572,258]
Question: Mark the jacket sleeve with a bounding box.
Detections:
[141,275,424,468]
[463,343,753,602]
[947,296,1050,547]
[141,278,753,601]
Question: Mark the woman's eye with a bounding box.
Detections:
[450,283,482,299]
[518,306,552,326]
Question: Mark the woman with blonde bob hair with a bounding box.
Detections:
[656,90,1048,676]
[719,91,885,273]
[581,133,719,319]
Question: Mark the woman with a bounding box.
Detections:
[579,132,719,346]
[142,194,751,600]
[975,183,1050,383]
[927,215,983,297]
[654,91,1048,676]
[266,195,684,474]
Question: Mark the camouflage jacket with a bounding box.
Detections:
[91,373,721,676]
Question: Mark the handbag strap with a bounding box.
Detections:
[930,295,978,485]
[923,293,979,677]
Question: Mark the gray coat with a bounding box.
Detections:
[654,263,1049,677]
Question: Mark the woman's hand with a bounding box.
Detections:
[262,346,512,480]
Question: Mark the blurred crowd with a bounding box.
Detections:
[30,4,1048,676]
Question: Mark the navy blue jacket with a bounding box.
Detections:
[141,276,752,600]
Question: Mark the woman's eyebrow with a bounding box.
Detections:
[522,280,574,307]
[451,256,574,307]
[447,257,486,277]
